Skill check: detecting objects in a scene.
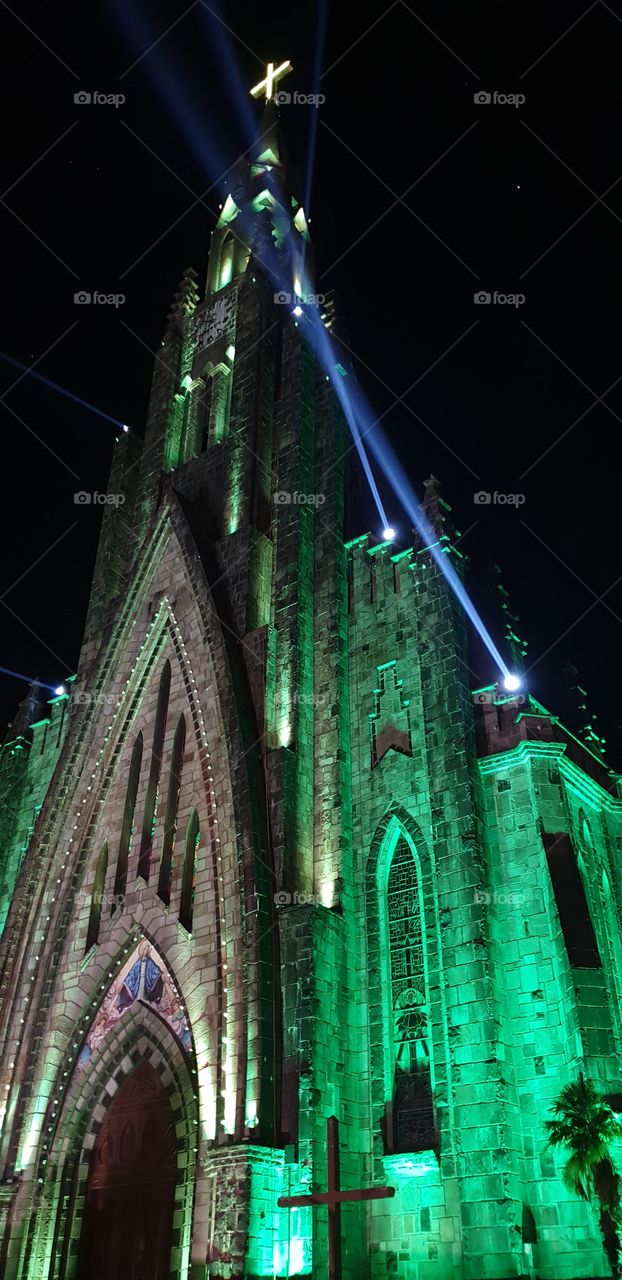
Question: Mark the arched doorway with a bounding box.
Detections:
[77,1060,177,1279]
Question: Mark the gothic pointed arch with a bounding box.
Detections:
[366,808,438,1155]
[22,1001,198,1280]
[0,497,280,1185]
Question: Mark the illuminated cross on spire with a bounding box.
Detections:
[250,59,293,102]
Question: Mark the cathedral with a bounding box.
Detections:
[1,73,622,1280]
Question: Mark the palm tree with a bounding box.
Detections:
[546,1074,622,1278]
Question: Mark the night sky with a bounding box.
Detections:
[1,2,621,762]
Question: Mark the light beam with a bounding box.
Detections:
[0,666,61,693]
[0,353,126,430]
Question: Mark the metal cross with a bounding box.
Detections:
[278,1115,395,1280]
[250,59,293,102]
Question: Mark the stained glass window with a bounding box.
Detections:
[386,835,435,1152]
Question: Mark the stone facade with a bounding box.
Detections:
[1,103,622,1280]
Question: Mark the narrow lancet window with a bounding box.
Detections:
[138,661,171,882]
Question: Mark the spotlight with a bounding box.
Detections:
[122,423,129,433]
[383,527,395,541]
[292,305,303,317]
[502,674,521,692]
[55,685,67,696]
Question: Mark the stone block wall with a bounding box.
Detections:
[478,738,622,1278]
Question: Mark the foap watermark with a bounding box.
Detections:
[473,689,525,707]
[77,890,125,911]
[474,889,526,907]
[474,90,525,108]
[74,90,125,109]
[74,689,118,708]
[74,491,126,507]
[274,891,318,906]
[274,290,326,306]
[274,90,325,108]
[74,290,125,308]
[474,290,525,308]
[274,491,325,507]
[473,491,525,507]
[277,691,329,709]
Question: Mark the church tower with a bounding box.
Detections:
[0,68,352,1280]
[2,64,622,1280]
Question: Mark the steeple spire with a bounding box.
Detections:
[494,563,528,676]
[564,663,607,760]
[204,64,311,299]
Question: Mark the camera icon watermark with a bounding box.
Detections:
[274,90,325,108]
[473,688,525,707]
[79,890,125,910]
[74,689,118,707]
[274,491,326,507]
[474,290,525,307]
[474,90,525,108]
[274,290,326,307]
[474,889,526,907]
[473,491,525,507]
[74,290,125,308]
[74,90,125,108]
[274,890,318,906]
[74,491,126,507]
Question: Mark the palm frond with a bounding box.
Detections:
[547,1070,622,1273]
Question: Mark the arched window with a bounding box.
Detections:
[383,830,435,1153]
[543,831,601,967]
[178,386,192,461]
[138,661,171,882]
[219,235,234,289]
[199,379,213,452]
[86,843,108,952]
[179,809,200,932]
[112,731,143,912]
[158,714,186,906]
[601,866,622,989]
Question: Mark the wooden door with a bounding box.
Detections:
[77,1061,177,1280]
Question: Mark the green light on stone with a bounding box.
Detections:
[218,194,237,225]
[320,878,333,908]
[226,437,242,534]
[273,1236,307,1276]
[219,240,234,288]
[276,662,292,749]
